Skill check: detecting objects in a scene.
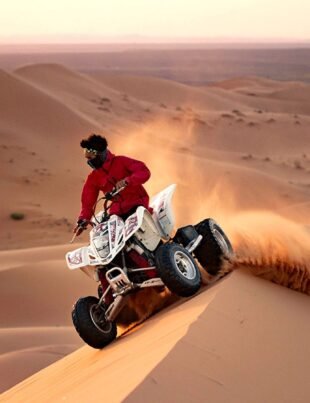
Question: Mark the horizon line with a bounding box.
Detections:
[1,35,310,45]
[1,40,310,47]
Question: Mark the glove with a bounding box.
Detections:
[115,179,128,191]
[73,218,89,236]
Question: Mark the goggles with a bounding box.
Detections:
[84,148,99,154]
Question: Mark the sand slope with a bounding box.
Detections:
[91,73,248,111]
[0,69,91,145]
[0,328,78,392]
[0,68,309,261]
[0,63,309,395]
[0,244,96,392]
[2,270,310,403]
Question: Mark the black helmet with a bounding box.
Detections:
[80,134,108,169]
[80,134,108,152]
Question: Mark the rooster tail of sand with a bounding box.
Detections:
[227,211,310,294]
[119,209,310,334]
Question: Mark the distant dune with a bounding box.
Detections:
[0,47,310,83]
[91,73,245,110]
[0,62,309,397]
[0,69,90,143]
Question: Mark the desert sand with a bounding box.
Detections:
[1,270,310,402]
[0,58,310,400]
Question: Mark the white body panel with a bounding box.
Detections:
[91,215,125,262]
[129,207,162,251]
[66,246,99,269]
[66,184,177,272]
[66,216,125,271]
[150,184,176,239]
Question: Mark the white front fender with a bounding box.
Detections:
[66,246,99,270]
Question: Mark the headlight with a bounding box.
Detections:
[92,228,110,258]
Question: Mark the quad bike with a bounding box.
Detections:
[66,184,233,349]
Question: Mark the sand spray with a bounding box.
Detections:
[111,119,310,332]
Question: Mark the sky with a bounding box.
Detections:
[0,0,310,43]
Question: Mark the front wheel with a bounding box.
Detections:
[72,296,117,349]
[155,243,201,297]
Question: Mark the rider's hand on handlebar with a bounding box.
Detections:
[115,179,128,191]
[73,218,89,236]
[106,179,128,200]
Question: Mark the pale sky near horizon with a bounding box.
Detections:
[0,0,309,43]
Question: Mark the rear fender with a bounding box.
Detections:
[123,206,162,250]
[150,184,176,239]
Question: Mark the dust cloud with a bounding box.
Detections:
[118,210,310,333]
[113,120,310,302]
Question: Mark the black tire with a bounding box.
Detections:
[155,243,201,297]
[194,218,233,276]
[72,296,117,349]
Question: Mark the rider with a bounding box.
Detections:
[73,133,151,235]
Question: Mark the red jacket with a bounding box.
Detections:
[79,150,151,220]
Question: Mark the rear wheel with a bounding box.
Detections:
[194,218,233,276]
[72,296,117,349]
[155,243,201,297]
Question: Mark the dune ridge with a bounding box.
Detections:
[2,270,310,403]
[0,62,309,396]
[0,69,93,141]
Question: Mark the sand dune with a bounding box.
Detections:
[95,73,310,114]
[0,244,95,392]
[2,270,310,402]
[92,73,247,111]
[0,327,79,392]
[0,69,91,146]
[210,76,289,91]
[0,327,79,355]
[210,76,310,114]
[0,62,309,397]
[15,64,124,127]
[0,245,96,327]
[269,84,310,102]
[15,64,116,98]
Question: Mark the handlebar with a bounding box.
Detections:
[70,185,127,243]
[98,185,127,222]
[105,185,126,201]
[102,186,125,216]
